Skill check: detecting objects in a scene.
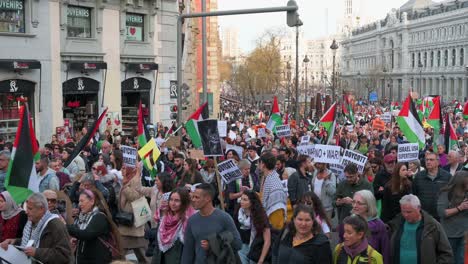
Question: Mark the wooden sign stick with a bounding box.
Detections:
[213,159,225,211]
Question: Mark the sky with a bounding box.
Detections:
[218,0,443,53]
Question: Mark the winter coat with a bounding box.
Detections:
[205,230,242,264]
[287,170,311,205]
[118,176,145,238]
[67,211,112,264]
[311,170,337,211]
[388,210,453,264]
[333,244,383,264]
[272,228,332,264]
[151,239,183,264]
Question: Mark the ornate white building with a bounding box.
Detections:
[340,0,468,102]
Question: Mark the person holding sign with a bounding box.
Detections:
[287,155,313,206]
[259,152,287,230]
[227,160,259,219]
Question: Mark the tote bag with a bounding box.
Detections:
[131,197,152,227]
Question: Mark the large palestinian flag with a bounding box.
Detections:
[396,95,425,149]
[444,114,457,153]
[427,96,442,148]
[319,102,337,145]
[266,96,282,131]
[185,102,209,148]
[5,105,40,204]
[138,102,156,178]
[463,101,468,120]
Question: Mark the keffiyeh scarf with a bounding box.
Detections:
[21,211,59,247]
[157,207,196,252]
[75,207,100,230]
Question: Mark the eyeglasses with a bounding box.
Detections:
[352,200,367,206]
[47,199,57,203]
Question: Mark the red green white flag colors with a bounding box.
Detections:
[427,96,442,148]
[138,102,157,178]
[319,102,337,145]
[185,102,209,148]
[5,105,40,204]
[396,95,425,150]
[463,101,468,120]
[266,96,283,132]
[444,113,457,153]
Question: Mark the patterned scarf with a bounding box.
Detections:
[157,207,196,252]
[0,191,23,220]
[21,211,58,247]
[75,207,100,230]
[262,170,287,216]
[237,208,251,230]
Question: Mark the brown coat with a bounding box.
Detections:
[22,218,72,264]
[118,175,145,238]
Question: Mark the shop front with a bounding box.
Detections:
[0,60,41,142]
[121,63,158,135]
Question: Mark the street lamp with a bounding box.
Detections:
[295,19,304,121]
[418,61,423,97]
[286,61,292,113]
[330,39,339,102]
[357,71,361,99]
[303,55,310,118]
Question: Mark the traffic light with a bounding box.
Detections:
[170,105,178,120]
[286,0,301,27]
[181,83,190,106]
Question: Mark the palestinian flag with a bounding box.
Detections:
[266,96,282,132]
[342,95,355,125]
[138,102,156,177]
[5,105,40,204]
[64,107,108,167]
[396,95,425,149]
[454,102,463,115]
[463,101,468,120]
[138,138,161,172]
[319,102,337,145]
[427,96,443,148]
[444,114,457,153]
[185,102,209,148]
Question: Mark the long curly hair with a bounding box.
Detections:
[242,190,269,236]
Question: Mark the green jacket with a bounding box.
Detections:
[333,244,383,264]
[335,178,373,223]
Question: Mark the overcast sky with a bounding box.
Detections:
[218,0,443,52]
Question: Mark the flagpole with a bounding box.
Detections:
[165,124,184,140]
[213,159,226,211]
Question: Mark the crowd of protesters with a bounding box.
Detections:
[0,98,466,264]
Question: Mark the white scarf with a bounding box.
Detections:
[237,208,251,230]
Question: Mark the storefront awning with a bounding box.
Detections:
[63,77,100,95]
[0,60,41,70]
[126,63,158,71]
[122,77,152,93]
[67,61,107,71]
[0,79,35,93]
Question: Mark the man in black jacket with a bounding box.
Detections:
[287,155,312,206]
[373,154,396,201]
[412,152,451,221]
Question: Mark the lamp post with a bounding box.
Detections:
[382,66,388,104]
[303,55,309,118]
[357,71,361,99]
[418,61,423,97]
[295,20,303,121]
[310,75,315,117]
[330,39,339,102]
[286,61,292,113]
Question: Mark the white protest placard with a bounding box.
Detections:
[228,130,237,141]
[301,135,310,144]
[238,123,245,131]
[297,144,315,156]
[217,159,243,184]
[340,149,368,173]
[0,245,31,264]
[381,112,392,124]
[258,128,266,138]
[330,163,345,183]
[398,143,419,162]
[275,124,291,138]
[121,145,137,167]
[247,128,256,138]
[218,121,227,137]
[310,145,342,164]
[266,119,275,131]
[225,144,244,158]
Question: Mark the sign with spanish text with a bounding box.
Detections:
[398,143,419,162]
[121,145,137,167]
[217,159,243,184]
[310,145,342,164]
[275,124,291,138]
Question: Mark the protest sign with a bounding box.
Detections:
[398,143,419,162]
[297,144,315,156]
[258,128,266,138]
[275,124,291,138]
[247,128,256,138]
[225,144,244,158]
[228,130,237,140]
[217,159,243,184]
[138,138,161,171]
[266,119,275,131]
[165,136,180,148]
[340,149,368,173]
[0,245,31,264]
[121,145,137,167]
[330,163,345,183]
[198,119,223,156]
[301,135,310,144]
[218,121,227,137]
[381,112,392,124]
[310,145,342,164]
[372,118,385,131]
[187,149,205,160]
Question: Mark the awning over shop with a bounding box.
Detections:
[0,60,41,70]
[126,63,158,71]
[0,79,35,93]
[63,77,100,95]
[67,61,107,71]
[122,77,152,93]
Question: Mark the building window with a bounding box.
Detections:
[126,13,144,41]
[452,49,456,66]
[461,48,464,66]
[418,52,421,66]
[444,50,448,66]
[424,52,427,67]
[412,53,415,68]
[67,6,91,38]
[437,50,441,67]
[430,51,434,67]
[0,0,25,33]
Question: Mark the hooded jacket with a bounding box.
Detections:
[272,228,332,264]
[388,211,453,264]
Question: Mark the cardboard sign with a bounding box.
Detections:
[372,118,385,131]
[381,112,392,124]
[121,145,138,167]
[198,119,223,156]
[330,163,345,183]
[218,121,227,137]
[297,145,315,156]
[187,149,205,160]
[225,144,244,158]
[275,124,291,138]
[165,136,181,148]
[340,149,368,173]
[258,128,266,138]
[310,145,342,164]
[217,159,243,184]
[398,143,419,162]
[301,135,310,144]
